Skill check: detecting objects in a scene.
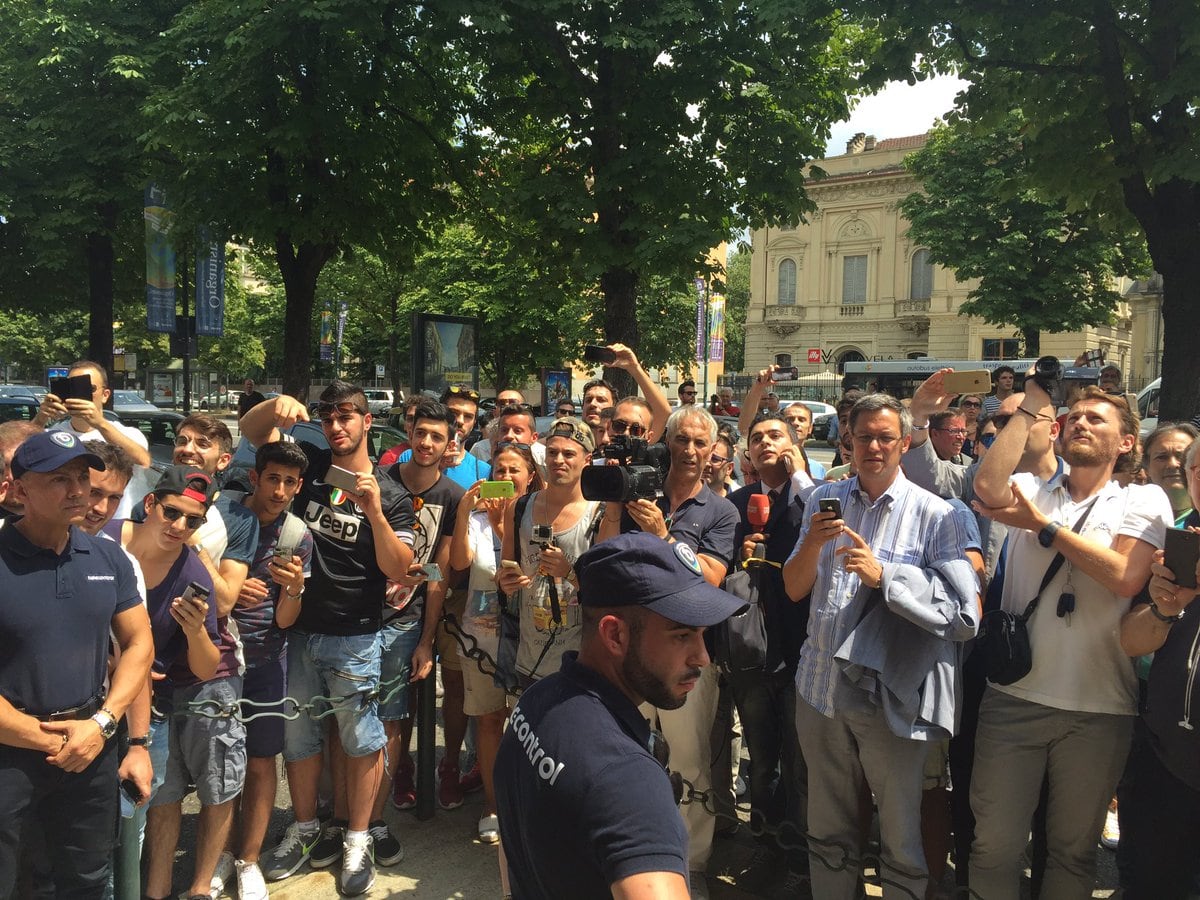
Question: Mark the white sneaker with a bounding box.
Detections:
[1101,806,1120,849]
[209,851,234,897]
[234,859,269,900]
[478,813,500,844]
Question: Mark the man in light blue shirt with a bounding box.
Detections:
[784,393,977,900]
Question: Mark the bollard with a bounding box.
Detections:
[416,668,436,820]
[113,807,142,900]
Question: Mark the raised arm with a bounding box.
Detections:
[609,344,671,441]
[738,367,775,436]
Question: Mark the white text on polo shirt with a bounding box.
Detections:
[508,707,565,785]
[304,501,360,543]
[87,574,115,581]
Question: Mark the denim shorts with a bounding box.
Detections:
[378,619,423,721]
[283,631,386,762]
[152,676,247,807]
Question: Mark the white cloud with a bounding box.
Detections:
[825,75,969,157]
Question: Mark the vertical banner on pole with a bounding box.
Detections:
[694,277,706,364]
[194,229,225,337]
[144,183,176,333]
[319,305,333,362]
[708,296,726,363]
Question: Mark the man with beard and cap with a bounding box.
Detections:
[495,531,747,900]
[970,383,1171,900]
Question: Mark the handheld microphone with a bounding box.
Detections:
[748,493,770,530]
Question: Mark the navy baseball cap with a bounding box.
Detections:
[574,531,747,627]
[11,431,105,479]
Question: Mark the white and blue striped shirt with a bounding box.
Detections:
[789,471,977,717]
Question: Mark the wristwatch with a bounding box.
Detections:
[1148,600,1184,624]
[91,707,118,741]
[127,735,149,747]
[1037,522,1061,548]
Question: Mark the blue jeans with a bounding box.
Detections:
[284,632,386,761]
[378,620,422,721]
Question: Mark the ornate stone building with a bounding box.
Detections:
[743,133,1155,384]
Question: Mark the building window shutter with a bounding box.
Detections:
[778,258,796,305]
[842,255,867,304]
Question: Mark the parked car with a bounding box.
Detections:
[362,389,397,416]
[811,412,836,442]
[115,411,186,471]
[0,398,40,423]
[0,384,42,401]
[1137,377,1161,438]
[800,400,837,418]
[111,390,161,414]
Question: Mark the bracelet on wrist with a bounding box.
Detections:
[1148,600,1183,624]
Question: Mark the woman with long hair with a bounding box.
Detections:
[959,393,984,459]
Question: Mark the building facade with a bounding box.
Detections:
[743,133,1155,387]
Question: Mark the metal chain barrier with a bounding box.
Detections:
[175,614,986,899]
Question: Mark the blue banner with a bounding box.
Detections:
[144,183,176,333]
[194,230,225,337]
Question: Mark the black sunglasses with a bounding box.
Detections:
[317,401,366,419]
[157,501,206,530]
[610,418,648,437]
[648,728,684,805]
[494,441,532,453]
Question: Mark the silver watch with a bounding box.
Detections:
[91,708,118,741]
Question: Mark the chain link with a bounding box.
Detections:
[173,615,985,898]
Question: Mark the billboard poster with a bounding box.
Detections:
[694,277,706,364]
[411,312,479,395]
[144,183,176,333]
[708,295,726,363]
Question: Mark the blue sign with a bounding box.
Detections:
[195,230,225,337]
[144,183,176,333]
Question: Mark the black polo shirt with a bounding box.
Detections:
[0,524,141,715]
[495,652,687,898]
[618,483,738,568]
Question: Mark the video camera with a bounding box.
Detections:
[580,435,670,503]
[1029,356,1101,407]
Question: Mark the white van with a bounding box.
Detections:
[1136,377,1161,438]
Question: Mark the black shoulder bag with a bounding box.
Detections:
[493,493,533,693]
[976,497,1098,685]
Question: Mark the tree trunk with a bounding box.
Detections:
[1021,326,1040,359]
[1155,257,1200,421]
[276,236,336,400]
[86,200,117,376]
[601,265,639,398]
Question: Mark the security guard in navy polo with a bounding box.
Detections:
[494,532,746,900]
[0,431,153,898]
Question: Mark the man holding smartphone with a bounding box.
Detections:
[970,382,1170,899]
[0,431,153,898]
[783,393,977,900]
[243,382,414,896]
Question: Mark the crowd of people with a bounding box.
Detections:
[0,352,1197,900]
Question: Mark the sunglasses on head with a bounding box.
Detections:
[317,401,366,419]
[609,418,647,437]
[156,500,206,530]
[444,386,481,403]
[494,441,532,452]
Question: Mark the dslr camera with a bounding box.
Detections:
[1030,356,1101,407]
[580,435,670,503]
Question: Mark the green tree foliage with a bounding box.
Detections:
[461,0,879,395]
[899,120,1148,356]
[143,1,473,399]
[853,0,1200,414]
[723,247,751,372]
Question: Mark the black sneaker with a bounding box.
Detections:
[340,834,376,896]
[368,819,405,866]
[308,818,347,869]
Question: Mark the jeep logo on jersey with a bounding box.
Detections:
[303,500,360,543]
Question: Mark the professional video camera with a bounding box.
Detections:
[580,435,670,503]
[1029,356,1102,407]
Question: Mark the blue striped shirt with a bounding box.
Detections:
[788,471,977,717]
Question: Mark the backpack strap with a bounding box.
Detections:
[497,493,533,615]
[277,511,306,555]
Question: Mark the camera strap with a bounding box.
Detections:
[1019,495,1099,623]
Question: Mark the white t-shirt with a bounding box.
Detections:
[996,474,1172,716]
[460,510,502,660]
[52,419,151,520]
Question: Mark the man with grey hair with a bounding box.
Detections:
[598,404,738,897]
[783,393,979,900]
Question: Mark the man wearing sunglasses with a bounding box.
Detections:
[495,532,747,900]
[970,381,1172,899]
[242,383,415,895]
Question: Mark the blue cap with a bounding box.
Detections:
[11,431,105,479]
[574,531,747,627]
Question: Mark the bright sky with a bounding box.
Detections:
[825,75,969,156]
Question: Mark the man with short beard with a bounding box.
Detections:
[971,384,1171,899]
[494,532,746,900]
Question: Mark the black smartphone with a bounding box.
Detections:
[119,777,144,806]
[1164,527,1200,589]
[50,374,93,401]
[181,581,210,606]
[582,344,616,365]
[818,497,842,518]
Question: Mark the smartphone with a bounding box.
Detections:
[818,497,843,518]
[1164,527,1200,589]
[324,465,360,492]
[943,370,993,395]
[181,581,210,606]
[770,366,799,382]
[50,374,93,401]
[273,543,296,561]
[582,344,616,365]
[119,777,144,806]
[420,562,443,582]
[500,560,522,569]
[479,480,516,500]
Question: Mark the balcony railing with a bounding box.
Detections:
[839,305,865,317]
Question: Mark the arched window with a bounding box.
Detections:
[910,249,933,300]
[777,258,797,305]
